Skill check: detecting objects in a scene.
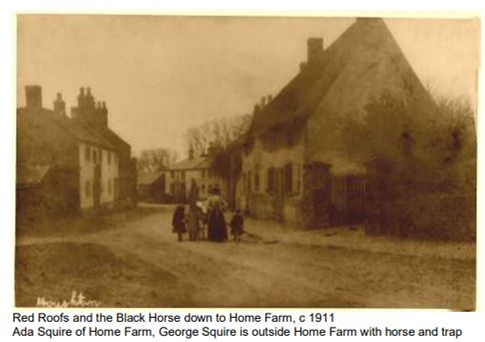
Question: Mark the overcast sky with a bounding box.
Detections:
[17,15,480,158]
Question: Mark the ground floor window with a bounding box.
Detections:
[86,180,91,197]
[255,170,260,192]
[267,167,275,193]
[284,163,293,194]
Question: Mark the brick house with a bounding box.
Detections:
[17,85,136,217]
[237,18,435,228]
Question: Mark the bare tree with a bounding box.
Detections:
[185,113,252,157]
[137,148,179,173]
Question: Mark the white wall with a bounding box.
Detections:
[165,167,227,201]
[78,142,119,209]
[100,148,119,205]
[241,134,305,222]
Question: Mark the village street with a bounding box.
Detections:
[16,205,475,310]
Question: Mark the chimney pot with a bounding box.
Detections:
[299,62,307,72]
[188,145,195,159]
[307,37,324,65]
[53,92,66,116]
[25,85,42,111]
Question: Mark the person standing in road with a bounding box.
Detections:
[206,187,228,242]
[230,209,244,242]
[172,205,186,242]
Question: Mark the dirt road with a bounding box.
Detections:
[15,205,476,309]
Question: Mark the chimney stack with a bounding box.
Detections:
[53,92,66,116]
[25,85,42,111]
[85,87,95,109]
[101,101,108,127]
[77,87,85,109]
[188,145,195,160]
[307,37,324,65]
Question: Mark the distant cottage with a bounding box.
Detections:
[234,18,435,227]
[165,146,227,203]
[17,86,137,217]
[137,170,166,203]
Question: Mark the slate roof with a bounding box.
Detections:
[17,107,115,150]
[249,18,436,139]
[169,156,210,171]
[137,171,164,185]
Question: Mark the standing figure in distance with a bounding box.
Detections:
[186,204,201,241]
[206,186,228,242]
[172,205,186,242]
[230,209,244,242]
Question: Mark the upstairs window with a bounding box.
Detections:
[108,151,111,164]
[85,146,91,163]
[93,150,98,164]
[267,167,275,193]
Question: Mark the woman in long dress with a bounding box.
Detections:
[171,205,186,242]
[206,187,228,242]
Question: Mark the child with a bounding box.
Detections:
[172,205,186,242]
[186,205,201,241]
[230,209,244,242]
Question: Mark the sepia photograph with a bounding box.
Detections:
[15,14,478,310]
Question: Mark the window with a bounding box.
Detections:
[285,163,293,194]
[201,184,205,194]
[108,179,112,195]
[202,170,206,178]
[254,171,260,192]
[93,150,98,164]
[99,150,103,164]
[267,167,275,193]
[108,151,111,164]
[113,178,118,198]
[85,146,91,163]
[171,171,175,179]
[295,164,301,194]
[247,171,252,192]
[86,180,91,197]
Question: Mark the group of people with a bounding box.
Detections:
[171,188,244,243]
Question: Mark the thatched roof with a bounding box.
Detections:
[249,18,435,139]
